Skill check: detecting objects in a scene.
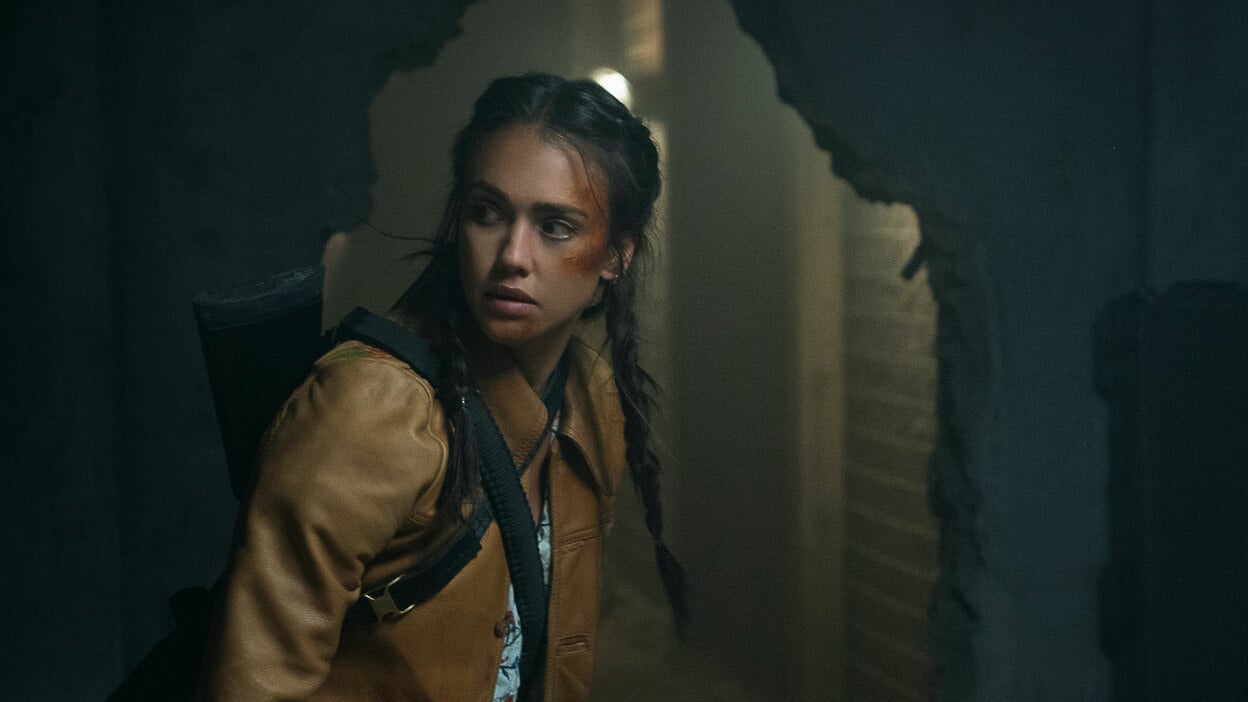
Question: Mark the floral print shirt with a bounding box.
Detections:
[493,501,552,702]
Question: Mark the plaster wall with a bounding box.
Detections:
[1,3,121,698]
[662,2,804,695]
[1149,1,1248,285]
[5,1,474,697]
[731,1,1248,699]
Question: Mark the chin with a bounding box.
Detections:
[478,317,539,348]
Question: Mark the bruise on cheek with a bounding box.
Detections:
[559,147,614,277]
[561,230,612,277]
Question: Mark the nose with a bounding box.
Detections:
[496,218,536,275]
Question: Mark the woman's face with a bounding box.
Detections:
[458,124,630,365]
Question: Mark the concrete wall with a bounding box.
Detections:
[4,1,474,698]
[662,3,803,695]
[1149,1,1248,286]
[2,3,121,697]
[731,1,1248,699]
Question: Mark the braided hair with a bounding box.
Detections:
[393,73,689,633]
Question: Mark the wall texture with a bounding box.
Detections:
[2,3,121,697]
[663,2,803,695]
[731,1,1248,699]
[840,203,939,700]
[731,2,1142,698]
[1149,1,1248,286]
[4,1,474,698]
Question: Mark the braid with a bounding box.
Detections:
[604,273,691,636]
[394,241,482,527]
[430,326,482,521]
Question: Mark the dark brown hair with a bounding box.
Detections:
[393,73,689,633]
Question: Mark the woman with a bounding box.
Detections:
[196,73,687,700]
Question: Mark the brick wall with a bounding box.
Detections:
[840,202,939,701]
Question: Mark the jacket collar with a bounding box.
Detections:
[559,334,626,496]
[467,324,625,496]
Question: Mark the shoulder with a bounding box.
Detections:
[287,339,447,467]
[317,338,432,378]
[304,339,441,415]
[253,339,450,522]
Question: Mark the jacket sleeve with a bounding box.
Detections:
[196,349,448,701]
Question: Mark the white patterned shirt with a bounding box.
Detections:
[492,501,552,702]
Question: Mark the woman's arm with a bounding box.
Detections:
[196,346,448,700]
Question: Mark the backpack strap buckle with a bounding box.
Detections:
[363,574,415,621]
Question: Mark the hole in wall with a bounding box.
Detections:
[323,1,944,699]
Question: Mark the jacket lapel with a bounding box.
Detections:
[468,335,549,469]
[558,335,627,496]
[465,326,626,496]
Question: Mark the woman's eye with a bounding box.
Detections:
[468,203,501,226]
[539,220,575,240]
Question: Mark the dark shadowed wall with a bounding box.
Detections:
[4,1,473,698]
[732,1,1248,699]
[2,3,121,695]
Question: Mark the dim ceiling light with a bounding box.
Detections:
[589,68,633,110]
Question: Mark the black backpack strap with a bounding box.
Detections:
[335,306,568,676]
[342,388,561,629]
[333,307,445,384]
[331,307,470,625]
[342,508,491,627]
[467,393,547,692]
[465,357,567,700]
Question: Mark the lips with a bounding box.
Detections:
[486,284,535,303]
[484,283,536,316]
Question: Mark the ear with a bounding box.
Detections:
[601,239,636,281]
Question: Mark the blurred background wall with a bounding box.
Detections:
[5,1,1247,700]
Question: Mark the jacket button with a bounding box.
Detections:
[494,617,509,638]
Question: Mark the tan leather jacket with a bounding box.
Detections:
[196,330,626,701]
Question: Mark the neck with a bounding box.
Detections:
[509,327,575,393]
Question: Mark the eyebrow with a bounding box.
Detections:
[468,180,589,220]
